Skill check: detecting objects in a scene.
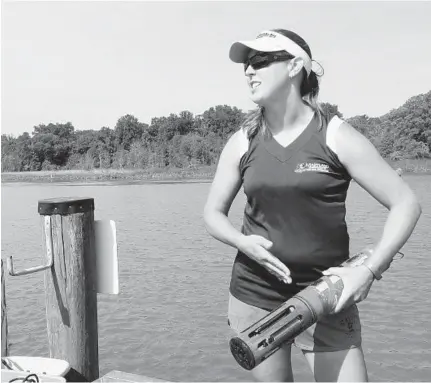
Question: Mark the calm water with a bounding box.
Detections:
[1,175,431,382]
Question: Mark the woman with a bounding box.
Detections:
[203,28,421,382]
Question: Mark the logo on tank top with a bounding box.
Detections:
[294,162,330,174]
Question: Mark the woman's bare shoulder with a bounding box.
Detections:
[222,128,250,164]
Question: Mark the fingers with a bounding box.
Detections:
[269,257,291,281]
[260,252,292,283]
[264,263,292,284]
[322,267,348,313]
[323,268,348,312]
[332,287,352,313]
[325,267,373,313]
[249,235,291,283]
[322,267,346,277]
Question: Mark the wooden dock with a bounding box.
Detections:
[94,370,167,382]
[1,197,172,382]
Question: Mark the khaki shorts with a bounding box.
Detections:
[228,292,362,352]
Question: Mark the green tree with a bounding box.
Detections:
[31,122,75,167]
[199,105,245,139]
[2,91,430,173]
[114,115,148,151]
[1,134,20,171]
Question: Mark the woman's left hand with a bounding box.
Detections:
[322,265,375,314]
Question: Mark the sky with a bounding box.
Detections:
[1,1,431,136]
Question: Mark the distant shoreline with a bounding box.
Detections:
[1,160,430,184]
[1,168,216,184]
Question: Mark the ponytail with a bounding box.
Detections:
[301,69,326,129]
[240,106,266,140]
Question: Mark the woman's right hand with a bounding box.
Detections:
[237,235,292,284]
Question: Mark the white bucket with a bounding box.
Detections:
[1,370,66,383]
[1,357,70,378]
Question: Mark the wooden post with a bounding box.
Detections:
[1,259,8,357]
[39,197,99,381]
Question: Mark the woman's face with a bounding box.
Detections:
[244,50,291,107]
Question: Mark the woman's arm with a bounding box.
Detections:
[203,130,246,249]
[203,130,292,283]
[336,122,422,279]
[323,121,422,313]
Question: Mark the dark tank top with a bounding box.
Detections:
[229,113,352,311]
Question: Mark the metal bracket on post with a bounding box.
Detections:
[7,216,53,277]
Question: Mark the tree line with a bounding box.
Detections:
[2,91,430,172]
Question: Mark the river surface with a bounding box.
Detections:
[1,175,430,381]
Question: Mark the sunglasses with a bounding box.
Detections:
[243,52,293,71]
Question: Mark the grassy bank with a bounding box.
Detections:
[2,159,430,184]
[1,166,217,184]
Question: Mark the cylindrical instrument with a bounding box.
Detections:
[229,251,370,370]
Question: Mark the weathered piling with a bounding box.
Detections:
[1,259,8,357]
[39,197,99,381]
